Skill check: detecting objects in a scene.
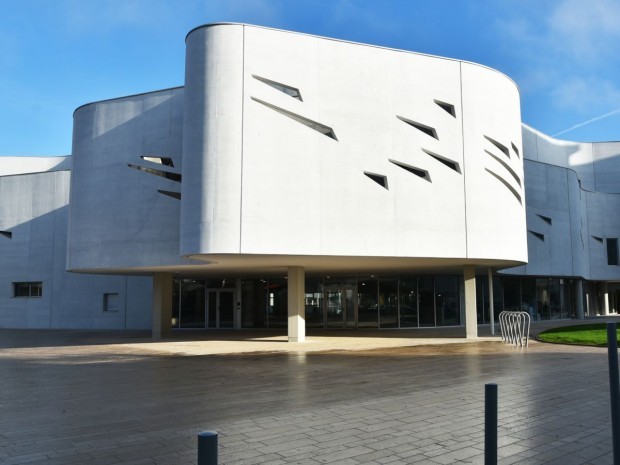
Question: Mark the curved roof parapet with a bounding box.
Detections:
[73,86,184,117]
[0,156,72,176]
[186,22,519,92]
[522,123,620,193]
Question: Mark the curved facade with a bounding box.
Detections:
[7,23,620,333]
[180,24,527,270]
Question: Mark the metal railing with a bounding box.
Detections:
[498,311,530,347]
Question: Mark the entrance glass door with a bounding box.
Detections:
[207,290,235,328]
[325,286,356,328]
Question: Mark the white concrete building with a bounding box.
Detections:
[1,24,619,336]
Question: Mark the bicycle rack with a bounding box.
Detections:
[498,311,530,347]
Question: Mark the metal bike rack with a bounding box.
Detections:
[498,311,530,347]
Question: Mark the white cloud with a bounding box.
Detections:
[548,0,620,63]
[551,76,620,113]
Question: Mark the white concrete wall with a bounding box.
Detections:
[181,24,527,264]
[68,88,185,271]
[504,125,620,280]
[0,169,151,329]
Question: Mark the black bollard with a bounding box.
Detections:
[608,323,620,465]
[485,383,498,465]
[198,431,218,465]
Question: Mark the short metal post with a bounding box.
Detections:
[198,431,218,465]
[607,323,620,465]
[485,383,498,465]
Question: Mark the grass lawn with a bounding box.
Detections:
[537,323,620,346]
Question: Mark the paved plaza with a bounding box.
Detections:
[0,322,617,464]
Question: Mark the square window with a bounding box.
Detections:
[103,293,120,312]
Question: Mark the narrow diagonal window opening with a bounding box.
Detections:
[128,164,182,182]
[434,100,456,117]
[592,236,604,243]
[528,230,545,241]
[536,214,552,225]
[511,142,520,158]
[252,97,337,140]
[364,171,389,189]
[158,190,181,200]
[484,150,521,186]
[485,168,521,204]
[141,156,175,167]
[396,115,438,140]
[0,231,12,239]
[484,135,510,159]
[389,159,431,182]
[252,75,303,101]
[422,148,461,173]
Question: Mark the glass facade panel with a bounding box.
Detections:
[521,278,536,319]
[219,291,235,328]
[418,276,435,327]
[180,279,205,328]
[305,277,324,328]
[476,278,488,324]
[267,278,288,328]
[536,278,550,321]
[492,277,503,321]
[358,277,378,328]
[241,279,267,328]
[503,278,521,311]
[379,278,398,328]
[399,277,418,328]
[207,291,217,328]
[548,279,562,319]
[172,279,180,328]
[435,276,459,326]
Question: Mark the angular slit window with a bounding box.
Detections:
[364,172,389,189]
[252,75,302,101]
[536,214,552,225]
[484,135,510,158]
[252,97,337,140]
[528,230,545,242]
[484,150,521,186]
[389,159,431,182]
[485,168,521,204]
[396,115,438,139]
[158,190,181,200]
[421,148,460,173]
[511,142,520,158]
[0,231,12,239]
[141,156,175,167]
[434,100,456,117]
[128,164,182,182]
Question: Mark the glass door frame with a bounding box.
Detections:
[323,284,357,329]
[206,288,235,329]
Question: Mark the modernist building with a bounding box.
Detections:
[1,24,619,339]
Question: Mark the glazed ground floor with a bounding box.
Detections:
[162,272,619,335]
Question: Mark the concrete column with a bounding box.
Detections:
[152,273,173,339]
[464,266,477,339]
[603,282,610,316]
[575,280,585,320]
[287,266,305,343]
[488,268,495,335]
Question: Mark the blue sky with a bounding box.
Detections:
[2,0,620,156]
